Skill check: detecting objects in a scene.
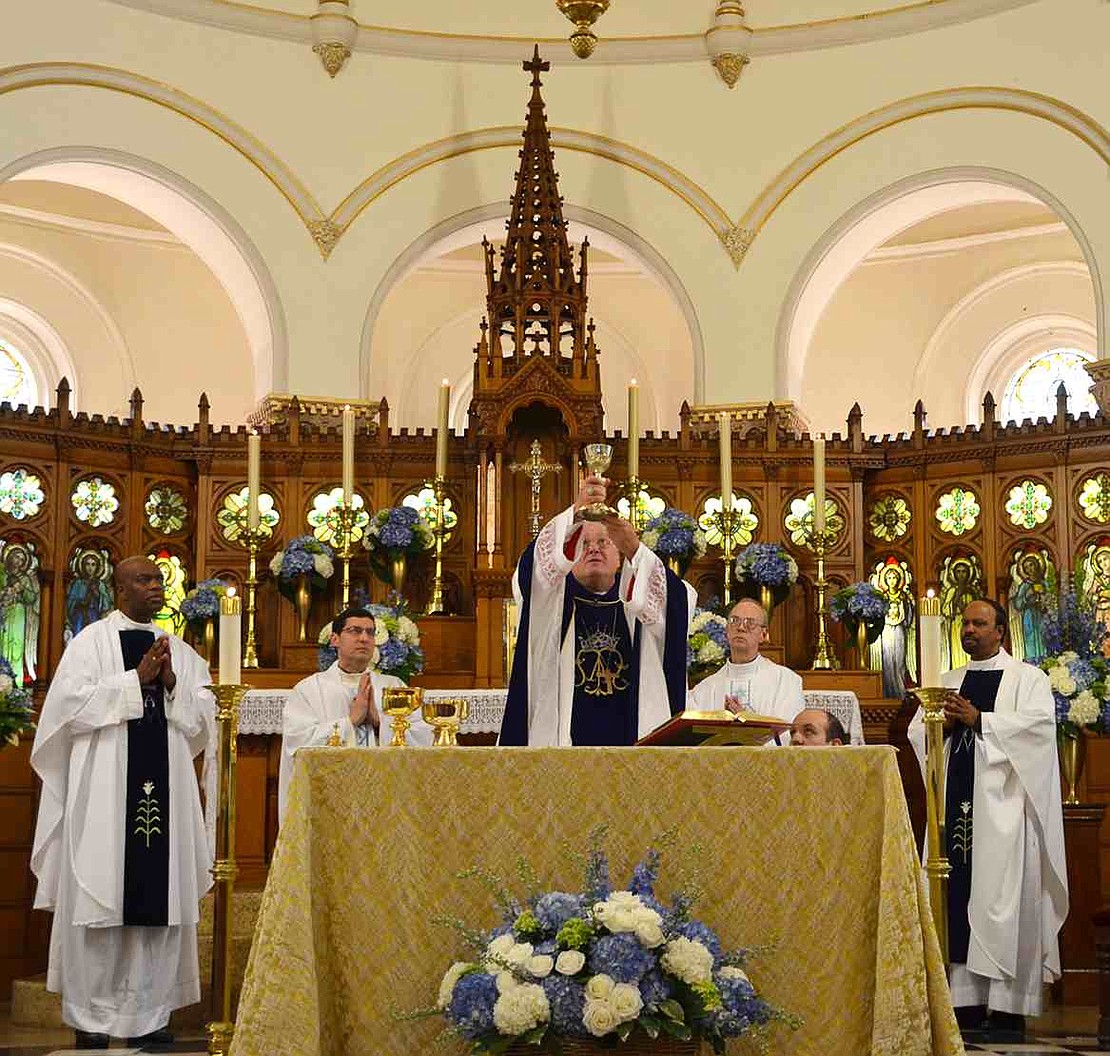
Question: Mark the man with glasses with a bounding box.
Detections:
[500,473,695,746]
[688,598,804,732]
[30,556,214,1050]
[279,606,431,818]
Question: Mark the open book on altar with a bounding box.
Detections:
[636,710,791,747]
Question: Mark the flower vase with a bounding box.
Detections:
[1059,731,1087,806]
[665,556,689,578]
[855,619,871,671]
[202,617,215,664]
[390,553,407,598]
[294,574,311,642]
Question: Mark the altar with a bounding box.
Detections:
[231,746,959,1056]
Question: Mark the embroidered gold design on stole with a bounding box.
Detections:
[575,628,629,697]
[952,800,972,864]
[134,780,162,848]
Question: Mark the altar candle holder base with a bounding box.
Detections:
[426,475,447,615]
[713,505,737,607]
[810,527,836,670]
[916,685,952,964]
[205,682,251,1056]
[332,504,358,609]
[624,476,643,532]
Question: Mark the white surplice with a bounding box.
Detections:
[908,649,1068,1015]
[278,663,433,820]
[508,505,697,746]
[29,610,214,1037]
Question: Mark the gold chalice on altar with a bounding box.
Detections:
[578,443,618,521]
[381,686,424,747]
[421,696,470,747]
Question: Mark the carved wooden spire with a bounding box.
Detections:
[482,46,593,371]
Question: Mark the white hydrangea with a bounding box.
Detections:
[691,611,713,632]
[641,529,660,551]
[396,615,419,644]
[437,961,473,1010]
[505,942,534,970]
[697,640,724,665]
[1069,690,1101,727]
[495,971,518,994]
[492,982,549,1035]
[660,937,714,985]
[374,618,390,646]
[582,998,620,1037]
[634,916,665,948]
[312,553,334,578]
[610,982,643,1022]
[555,950,585,975]
[1060,650,1079,664]
[269,553,284,577]
[0,673,13,696]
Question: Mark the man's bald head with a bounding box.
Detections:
[114,556,165,623]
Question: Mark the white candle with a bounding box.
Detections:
[718,412,732,507]
[627,379,640,481]
[247,430,261,532]
[813,433,826,534]
[919,590,944,688]
[341,405,355,507]
[218,588,242,685]
[435,379,450,480]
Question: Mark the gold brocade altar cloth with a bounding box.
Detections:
[230,747,962,1056]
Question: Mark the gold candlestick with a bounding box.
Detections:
[811,527,836,670]
[624,476,644,532]
[332,504,357,608]
[427,475,447,615]
[713,503,736,607]
[205,682,250,1056]
[916,686,951,963]
[236,527,265,669]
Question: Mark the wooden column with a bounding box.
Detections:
[1060,803,1106,1005]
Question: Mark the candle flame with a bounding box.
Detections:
[442,378,449,386]
[926,588,935,598]
[630,377,638,385]
[227,587,236,598]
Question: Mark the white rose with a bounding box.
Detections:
[506,942,534,969]
[582,998,619,1037]
[634,919,665,948]
[585,973,615,1000]
[555,950,586,975]
[0,673,13,696]
[610,983,643,1022]
[718,966,750,983]
[493,983,549,1035]
[630,905,661,926]
[608,907,637,933]
[487,933,515,957]
[436,961,473,1010]
[527,955,554,978]
[660,937,714,985]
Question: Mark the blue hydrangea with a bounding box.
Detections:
[541,975,587,1036]
[533,938,558,957]
[447,972,498,1040]
[277,535,334,580]
[829,581,888,624]
[180,578,227,622]
[638,968,672,1010]
[377,638,410,671]
[735,543,797,587]
[535,892,583,933]
[713,974,772,1037]
[1044,592,1107,658]
[677,921,723,963]
[587,932,654,984]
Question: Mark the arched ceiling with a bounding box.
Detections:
[105,0,1038,60]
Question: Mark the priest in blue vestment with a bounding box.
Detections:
[500,473,695,746]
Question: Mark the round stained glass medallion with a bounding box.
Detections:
[307,487,370,546]
[785,492,844,548]
[0,468,44,521]
[145,485,189,535]
[935,487,980,536]
[867,494,911,543]
[1004,480,1052,530]
[217,486,279,542]
[72,477,119,528]
[402,487,459,542]
[698,493,758,548]
[1078,474,1110,524]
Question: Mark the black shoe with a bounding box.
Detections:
[955,1004,988,1044]
[126,1027,175,1049]
[984,1010,1025,1043]
[74,1031,110,1050]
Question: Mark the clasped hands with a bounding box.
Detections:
[348,672,381,732]
[574,474,639,560]
[135,637,176,694]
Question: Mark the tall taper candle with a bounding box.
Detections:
[919,590,944,687]
[218,588,242,685]
[813,433,826,534]
[627,379,640,481]
[341,405,355,507]
[718,412,732,506]
[435,378,450,480]
[246,430,261,531]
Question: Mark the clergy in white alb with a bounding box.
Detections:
[499,473,695,746]
[279,606,432,820]
[688,599,805,739]
[909,599,1067,1027]
[29,557,213,1046]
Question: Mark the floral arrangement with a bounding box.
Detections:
[421,829,794,1054]
[269,535,335,598]
[363,506,434,558]
[179,578,231,626]
[317,595,425,682]
[0,655,34,748]
[733,543,798,588]
[640,508,707,568]
[829,582,889,627]
[687,609,729,684]
[1041,591,1109,736]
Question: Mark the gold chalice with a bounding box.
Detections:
[421,696,470,747]
[381,686,424,747]
[578,443,617,521]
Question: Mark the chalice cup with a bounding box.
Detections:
[578,443,618,521]
[381,686,424,747]
[421,696,470,747]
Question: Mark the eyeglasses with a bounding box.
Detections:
[340,626,376,639]
[582,538,614,553]
[727,616,764,630]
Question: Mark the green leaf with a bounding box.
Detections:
[659,1019,693,1040]
[639,1016,660,1039]
[521,1025,547,1045]
[616,1022,633,1042]
[659,999,686,1023]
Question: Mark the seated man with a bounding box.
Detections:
[499,473,695,746]
[688,599,805,728]
[789,707,846,746]
[278,606,432,818]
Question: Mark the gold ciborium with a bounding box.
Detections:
[421,696,470,747]
[381,686,424,747]
[578,443,618,521]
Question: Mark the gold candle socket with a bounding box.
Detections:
[623,476,644,532]
[382,685,424,746]
[205,682,250,1056]
[422,696,470,746]
[917,686,952,964]
[331,504,358,608]
[810,527,836,670]
[426,475,447,615]
[713,504,737,607]
[237,527,265,669]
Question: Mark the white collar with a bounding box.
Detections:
[965,648,1009,671]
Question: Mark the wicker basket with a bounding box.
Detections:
[506,1039,700,1055]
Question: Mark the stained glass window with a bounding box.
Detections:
[616,489,666,528]
[307,487,369,546]
[1078,474,1110,524]
[0,468,44,520]
[72,477,119,527]
[868,494,911,542]
[1001,347,1097,423]
[146,486,189,535]
[784,492,844,548]
[402,487,459,543]
[1004,480,1052,529]
[0,339,37,408]
[698,493,758,548]
[217,486,279,542]
[935,487,980,536]
[149,551,186,636]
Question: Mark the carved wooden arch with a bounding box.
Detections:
[494,390,583,442]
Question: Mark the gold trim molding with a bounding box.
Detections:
[688,401,811,438]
